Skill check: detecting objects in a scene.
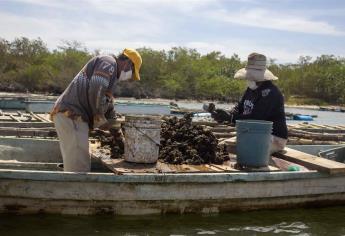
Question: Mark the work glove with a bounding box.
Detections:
[211,109,232,123]
[202,103,216,113]
[104,99,116,119]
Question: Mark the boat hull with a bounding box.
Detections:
[1,170,345,215]
[1,135,345,215]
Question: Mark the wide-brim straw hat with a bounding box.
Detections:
[234,53,278,81]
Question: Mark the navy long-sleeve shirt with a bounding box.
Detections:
[231,81,288,139]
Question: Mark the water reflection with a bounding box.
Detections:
[1,206,345,236]
[228,221,309,234]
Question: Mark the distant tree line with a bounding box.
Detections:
[0,37,344,104]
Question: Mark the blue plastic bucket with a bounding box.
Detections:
[236,120,273,167]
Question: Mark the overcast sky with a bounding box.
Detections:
[0,0,344,63]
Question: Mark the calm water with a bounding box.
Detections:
[1,206,345,235]
[284,108,345,126]
[174,101,345,126]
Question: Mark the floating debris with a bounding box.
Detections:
[159,115,229,165]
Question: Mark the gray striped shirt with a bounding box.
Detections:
[51,55,117,128]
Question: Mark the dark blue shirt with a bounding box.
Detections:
[231,81,288,139]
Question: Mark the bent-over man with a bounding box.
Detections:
[51,48,142,172]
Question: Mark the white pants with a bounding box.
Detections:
[270,135,287,154]
[54,113,90,172]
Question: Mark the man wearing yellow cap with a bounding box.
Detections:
[50,48,142,172]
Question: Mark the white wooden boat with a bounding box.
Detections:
[0,97,26,110]
[0,137,345,215]
[0,96,55,113]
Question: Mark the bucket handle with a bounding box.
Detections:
[128,124,161,147]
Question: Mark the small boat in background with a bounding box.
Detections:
[293,114,314,121]
[285,112,316,121]
[0,97,55,113]
[0,97,27,110]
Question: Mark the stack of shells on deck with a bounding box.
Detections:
[95,114,230,165]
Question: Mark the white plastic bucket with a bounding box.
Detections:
[124,115,162,163]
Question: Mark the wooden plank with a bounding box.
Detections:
[270,157,309,172]
[210,161,238,172]
[93,152,177,174]
[273,147,345,174]
[295,127,345,134]
[35,114,51,122]
[334,125,345,130]
[0,122,54,128]
[0,160,59,171]
[93,149,280,174]
[9,114,21,122]
[310,124,327,129]
[0,114,36,122]
[211,161,280,172]
[0,127,56,137]
[159,163,223,173]
[95,153,233,174]
[181,164,219,172]
[104,158,159,174]
[290,124,303,129]
[204,164,229,171]
[288,129,345,141]
[164,164,203,173]
[287,137,340,145]
[323,125,338,130]
[29,112,46,122]
[155,162,176,173]
[0,127,55,131]
[211,126,235,132]
[241,165,280,172]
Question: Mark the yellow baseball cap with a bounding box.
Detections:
[123,48,142,81]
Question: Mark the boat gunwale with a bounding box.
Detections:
[0,168,330,184]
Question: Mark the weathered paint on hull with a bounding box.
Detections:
[1,170,345,215]
[2,194,345,215]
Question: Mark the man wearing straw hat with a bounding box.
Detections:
[51,48,142,172]
[210,53,288,153]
